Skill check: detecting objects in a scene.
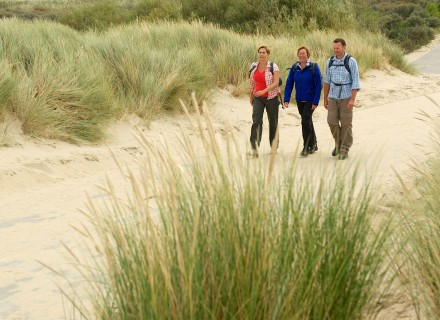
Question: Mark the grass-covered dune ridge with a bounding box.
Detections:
[0,18,411,143]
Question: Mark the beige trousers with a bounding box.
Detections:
[327,98,353,153]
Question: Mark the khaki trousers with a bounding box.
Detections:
[327,98,353,153]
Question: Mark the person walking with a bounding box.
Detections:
[323,38,360,160]
[247,45,281,158]
[283,46,322,157]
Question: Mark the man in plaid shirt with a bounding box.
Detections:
[324,38,360,160]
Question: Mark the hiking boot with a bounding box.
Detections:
[246,149,258,158]
[300,148,309,157]
[308,144,318,154]
[269,144,278,155]
[338,152,348,160]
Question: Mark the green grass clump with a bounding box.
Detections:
[68,96,392,319]
[398,112,440,318]
[0,60,17,120]
[14,61,117,142]
[0,18,119,143]
[87,22,225,116]
[57,0,131,32]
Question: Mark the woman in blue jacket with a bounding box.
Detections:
[284,46,323,157]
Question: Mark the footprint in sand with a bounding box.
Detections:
[83,154,99,162]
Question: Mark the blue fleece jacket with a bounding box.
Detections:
[283,61,322,106]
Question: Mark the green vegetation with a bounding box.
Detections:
[398,113,440,318]
[180,0,356,34]
[67,97,392,319]
[366,0,440,51]
[0,0,439,51]
[0,19,118,143]
[0,19,410,143]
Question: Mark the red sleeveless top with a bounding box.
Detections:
[253,68,269,97]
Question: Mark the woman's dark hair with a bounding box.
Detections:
[297,45,311,58]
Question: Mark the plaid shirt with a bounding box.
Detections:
[324,54,360,100]
[249,61,281,99]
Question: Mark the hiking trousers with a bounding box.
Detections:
[250,96,279,150]
[327,97,353,153]
[297,100,316,150]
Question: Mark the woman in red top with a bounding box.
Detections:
[248,45,281,157]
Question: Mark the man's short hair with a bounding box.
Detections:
[333,38,346,47]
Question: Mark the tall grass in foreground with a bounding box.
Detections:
[68,95,392,319]
[398,112,440,319]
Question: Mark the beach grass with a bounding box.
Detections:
[64,95,393,319]
[0,19,119,143]
[397,111,440,318]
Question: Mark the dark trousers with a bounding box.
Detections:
[297,100,317,150]
[250,96,279,149]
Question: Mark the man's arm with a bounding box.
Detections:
[324,83,330,109]
[347,89,358,109]
[323,59,331,109]
[347,58,360,109]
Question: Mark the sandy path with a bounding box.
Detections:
[1,175,98,319]
[1,63,440,318]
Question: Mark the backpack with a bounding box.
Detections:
[327,55,352,76]
[249,61,283,86]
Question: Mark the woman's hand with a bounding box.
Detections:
[312,104,318,110]
[254,90,265,97]
[283,102,289,109]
